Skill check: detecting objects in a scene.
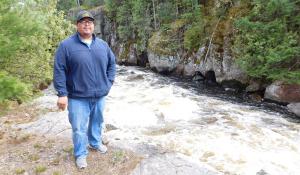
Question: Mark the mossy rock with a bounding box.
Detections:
[148,31,179,56]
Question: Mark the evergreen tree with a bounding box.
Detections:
[0,0,73,104]
[234,0,300,83]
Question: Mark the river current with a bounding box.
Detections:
[104,65,300,175]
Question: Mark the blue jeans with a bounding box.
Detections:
[68,97,105,159]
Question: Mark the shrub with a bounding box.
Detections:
[0,72,30,103]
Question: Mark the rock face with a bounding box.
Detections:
[264,81,300,103]
[80,6,247,84]
[148,52,180,74]
[287,103,300,117]
[183,59,196,77]
[195,36,248,84]
[130,153,220,175]
[246,81,263,92]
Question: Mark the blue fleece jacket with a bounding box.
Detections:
[53,33,116,98]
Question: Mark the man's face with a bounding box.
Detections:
[76,18,94,37]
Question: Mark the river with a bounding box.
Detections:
[104,65,300,175]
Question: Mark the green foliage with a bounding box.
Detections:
[15,168,26,174]
[148,31,180,56]
[234,0,300,83]
[0,0,43,60]
[0,72,30,103]
[82,0,105,8]
[2,0,73,86]
[116,0,134,41]
[0,0,73,104]
[35,165,47,174]
[131,0,152,52]
[57,0,104,12]
[183,5,204,52]
[184,24,204,52]
[104,0,119,19]
[102,0,300,84]
[104,0,204,55]
[157,2,177,24]
[56,0,77,12]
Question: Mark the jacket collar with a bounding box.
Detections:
[76,32,96,43]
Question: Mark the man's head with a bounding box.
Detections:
[76,10,95,39]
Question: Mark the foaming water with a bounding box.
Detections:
[105,66,300,175]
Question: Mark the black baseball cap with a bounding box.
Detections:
[76,10,94,22]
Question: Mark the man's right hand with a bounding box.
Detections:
[57,96,68,111]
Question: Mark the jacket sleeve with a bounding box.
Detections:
[106,44,116,84]
[53,43,68,97]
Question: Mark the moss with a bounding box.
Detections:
[170,19,187,32]
[28,154,40,161]
[119,39,141,62]
[15,168,25,174]
[197,1,252,59]
[35,165,47,174]
[52,172,61,175]
[148,31,180,56]
[111,150,126,165]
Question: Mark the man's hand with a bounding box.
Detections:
[57,96,68,111]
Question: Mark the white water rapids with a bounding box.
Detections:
[103,65,300,175]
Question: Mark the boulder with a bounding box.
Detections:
[183,60,196,77]
[148,52,180,74]
[287,103,300,117]
[130,153,219,175]
[175,64,184,75]
[264,81,300,103]
[246,81,261,92]
[193,71,205,81]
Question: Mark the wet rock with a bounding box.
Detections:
[126,74,145,81]
[221,80,246,92]
[256,169,269,175]
[155,112,165,124]
[183,60,196,77]
[148,52,180,74]
[246,81,261,92]
[287,103,300,117]
[205,71,218,86]
[264,81,300,103]
[130,153,219,175]
[128,44,138,65]
[195,36,248,84]
[137,51,149,67]
[192,71,205,81]
[119,44,139,66]
[248,93,263,102]
[190,117,218,125]
[143,125,176,136]
[105,124,118,131]
[175,64,184,76]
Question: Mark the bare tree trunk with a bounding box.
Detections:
[152,0,157,30]
[204,18,220,62]
[175,0,179,17]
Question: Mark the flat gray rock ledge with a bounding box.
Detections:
[130,153,220,175]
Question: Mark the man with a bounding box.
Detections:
[53,10,116,169]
